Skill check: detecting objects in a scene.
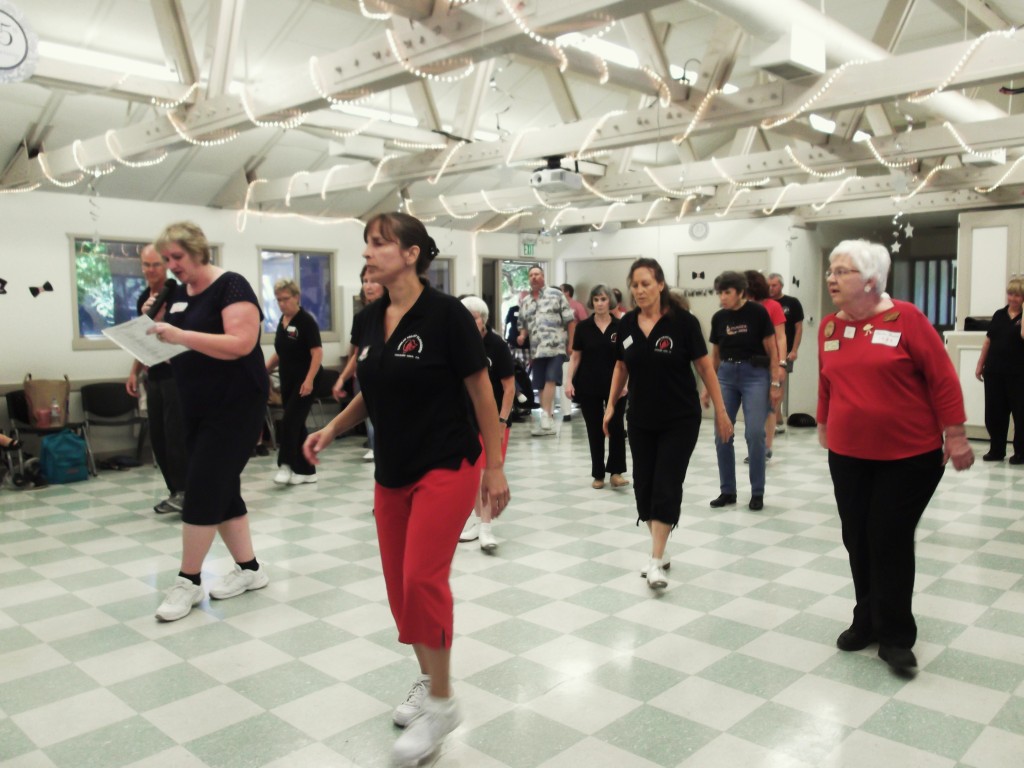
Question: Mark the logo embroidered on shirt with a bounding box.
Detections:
[395,335,424,359]
[654,335,673,353]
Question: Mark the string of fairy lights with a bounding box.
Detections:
[7,4,1022,238]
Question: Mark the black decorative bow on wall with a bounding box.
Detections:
[692,271,705,280]
[29,281,53,298]
[0,277,7,295]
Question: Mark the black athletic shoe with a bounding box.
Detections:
[836,628,875,652]
[982,452,1005,462]
[879,644,917,670]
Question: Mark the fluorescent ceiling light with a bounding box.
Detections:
[38,41,177,81]
[809,113,836,134]
[332,104,419,127]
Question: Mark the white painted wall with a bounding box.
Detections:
[0,191,516,388]
[553,217,825,417]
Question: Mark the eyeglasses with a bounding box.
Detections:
[825,267,861,279]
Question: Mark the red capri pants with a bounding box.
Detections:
[374,455,482,648]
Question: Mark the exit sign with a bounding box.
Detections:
[522,241,535,256]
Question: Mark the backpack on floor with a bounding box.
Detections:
[40,430,90,484]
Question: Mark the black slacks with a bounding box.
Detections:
[983,369,1024,458]
[578,397,626,479]
[277,386,316,476]
[144,376,187,494]
[828,449,944,649]
[628,418,700,527]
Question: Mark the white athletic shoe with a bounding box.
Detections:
[155,577,204,621]
[646,560,668,590]
[640,555,671,578]
[392,695,460,765]
[479,523,498,552]
[209,564,269,600]
[393,674,431,727]
[459,517,480,542]
[288,473,318,485]
[273,466,292,484]
[363,450,375,461]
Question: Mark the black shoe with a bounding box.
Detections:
[878,644,917,670]
[836,628,875,651]
[255,444,270,457]
[749,495,764,511]
[1009,455,1024,465]
[709,493,737,508]
[982,452,1005,462]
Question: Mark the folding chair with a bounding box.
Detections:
[80,382,148,475]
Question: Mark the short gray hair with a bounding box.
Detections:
[460,295,489,323]
[829,239,891,295]
[767,272,783,283]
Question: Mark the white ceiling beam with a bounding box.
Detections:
[205,0,246,99]
[3,0,677,188]
[365,0,435,21]
[150,0,199,85]
[28,58,190,104]
[398,110,1024,220]
[540,67,582,123]
[622,14,672,81]
[933,0,1013,32]
[832,0,917,141]
[234,38,1024,206]
[452,59,496,141]
[695,16,745,95]
[405,81,443,131]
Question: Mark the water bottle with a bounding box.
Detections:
[50,397,61,423]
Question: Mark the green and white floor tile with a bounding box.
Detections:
[2,418,1023,767]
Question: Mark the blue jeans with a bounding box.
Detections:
[715,361,770,496]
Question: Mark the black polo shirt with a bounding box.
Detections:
[274,307,322,396]
[356,284,487,488]
[710,301,774,361]
[571,314,620,403]
[482,329,515,411]
[167,272,268,415]
[615,308,707,428]
[136,287,173,381]
[985,306,1024,373]
[777,294,804,352]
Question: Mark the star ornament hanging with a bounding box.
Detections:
[891,240,902,253]
[903,223,914,238]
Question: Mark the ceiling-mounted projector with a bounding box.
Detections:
[530,168,583,191]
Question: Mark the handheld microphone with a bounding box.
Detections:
[146,278,178,319]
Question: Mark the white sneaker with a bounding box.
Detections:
[363,450,375,461]
[288,473,317,485]
[646,560,668,589]
[640,556,671,578]
[459,517,479,542]
[273,466,292,484]
[393,674,431,727]
[479,523,497,552]
[209,564,269,600]
[155,576,204,621]
[392,695,460,765]
[540,412,554,430]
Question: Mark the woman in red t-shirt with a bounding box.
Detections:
[818,239,974,672]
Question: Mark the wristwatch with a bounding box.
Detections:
[499,417,508,424]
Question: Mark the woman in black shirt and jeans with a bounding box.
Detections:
[975,278,1024,463]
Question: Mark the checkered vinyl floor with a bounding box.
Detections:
[1,416,1023,768]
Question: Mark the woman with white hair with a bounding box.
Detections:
[459,295,515,551]
[818,239,974,672]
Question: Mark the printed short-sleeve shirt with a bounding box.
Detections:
[519,286,574,358]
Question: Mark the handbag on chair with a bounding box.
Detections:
[23,374,71,428]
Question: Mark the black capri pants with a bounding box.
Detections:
[181,390,266,526]
[578,396,626,480]
[628,418,700,527]
[828,449,944,649]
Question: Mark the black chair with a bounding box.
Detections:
[80,382,148,475]
[5,389,90,477]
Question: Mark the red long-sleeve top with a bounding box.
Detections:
[817,300,966,460]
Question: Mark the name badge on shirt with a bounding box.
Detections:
[843,326,856,339]
[358,346,370,361]
[824,339,840,352]
[286,325,297,339]
[871,330,901,347]
[169,302,187,313]
[623,335,634,350]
